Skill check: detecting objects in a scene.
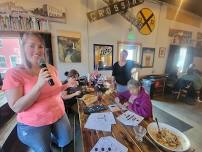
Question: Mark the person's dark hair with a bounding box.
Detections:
[64,69,79,78]
[127,79,141,89]
[64,71,69,76]
[187,68,194,75]
[121,49,128,56]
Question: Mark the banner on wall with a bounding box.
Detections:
[31,4,66,23]
[196,32,202,47]
[87,0,144,22]
[168,29,193,46]
[0,2,66,26]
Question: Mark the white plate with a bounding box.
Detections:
[147,122,191,152]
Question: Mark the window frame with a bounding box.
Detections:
[9,55,18,67]
[117,41,142,64]
[0,39,3,48]
[0,55,7,68]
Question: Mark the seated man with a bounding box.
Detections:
[62,69,81,113]
[116,79,152,119]
[180,67,202,102]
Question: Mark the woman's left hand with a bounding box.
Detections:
[123,102,129,108]
[68,77,79,88]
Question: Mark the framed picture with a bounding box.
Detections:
[57,31,81,63]
[93,44,113,71]
[141,47,155,68]
[158,47,166,58]
[117,41,141,64]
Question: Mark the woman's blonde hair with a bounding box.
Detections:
[20,32,46,68]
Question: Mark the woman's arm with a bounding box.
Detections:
[6,68,51,113]
[61,90,80,100]
[128,95,152,118]
[6,84,42,113]
[61,78,79,91]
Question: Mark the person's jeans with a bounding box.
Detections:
[116,83,128,93]
[17,114,72,152]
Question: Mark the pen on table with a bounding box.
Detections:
[104,114,107,122]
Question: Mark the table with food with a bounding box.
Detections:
[77,86,191,152]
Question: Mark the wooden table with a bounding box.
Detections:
[78,93,163,152]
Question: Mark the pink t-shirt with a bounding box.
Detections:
[2,65,65,127]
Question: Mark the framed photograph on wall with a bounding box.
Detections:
[117,41,141,64]
[93,44,113,71]
[158,47,166,58]
[57,31,81,63]
[141,47,155,68]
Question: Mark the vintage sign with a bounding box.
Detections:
[136,8,155,35]
[32,4,66,23]
[94,44,113,70]
[87,0,144,22]
[168,29,192,45]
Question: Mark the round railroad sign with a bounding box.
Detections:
[136,8,155,35]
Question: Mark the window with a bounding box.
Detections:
[177,47,187,73]
[10,55,18,67]
[0,37,21,75]
[0,56,6,67]
[117,41,141,63]
[0,39,2,48]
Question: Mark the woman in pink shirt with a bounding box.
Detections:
[2,32,77,152]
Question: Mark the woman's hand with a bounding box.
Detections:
[74,91,81,96]
[35,68,51,89]
[123,102,129,108]
[68,77,79,88]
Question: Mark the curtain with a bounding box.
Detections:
[165,45,194,74]
[165,45,180,74]
[183,47,194,72]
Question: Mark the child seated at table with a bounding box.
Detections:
[116,79,152,119]
[62,69,81,113]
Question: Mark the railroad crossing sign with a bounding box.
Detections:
[136,8,155,35]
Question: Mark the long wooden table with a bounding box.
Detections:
[78,93,163,152]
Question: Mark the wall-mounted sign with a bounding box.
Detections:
[136,8,155,35]
[94,44,113,71]
[87,0,144,22]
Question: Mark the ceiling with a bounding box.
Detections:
[156,0,202,17]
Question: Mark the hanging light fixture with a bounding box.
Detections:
[127,24,136,40]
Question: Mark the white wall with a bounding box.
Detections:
[1,0,202,80]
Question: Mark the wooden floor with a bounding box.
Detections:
[152,96,202,152]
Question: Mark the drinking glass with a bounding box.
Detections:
[133,125,147,142]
